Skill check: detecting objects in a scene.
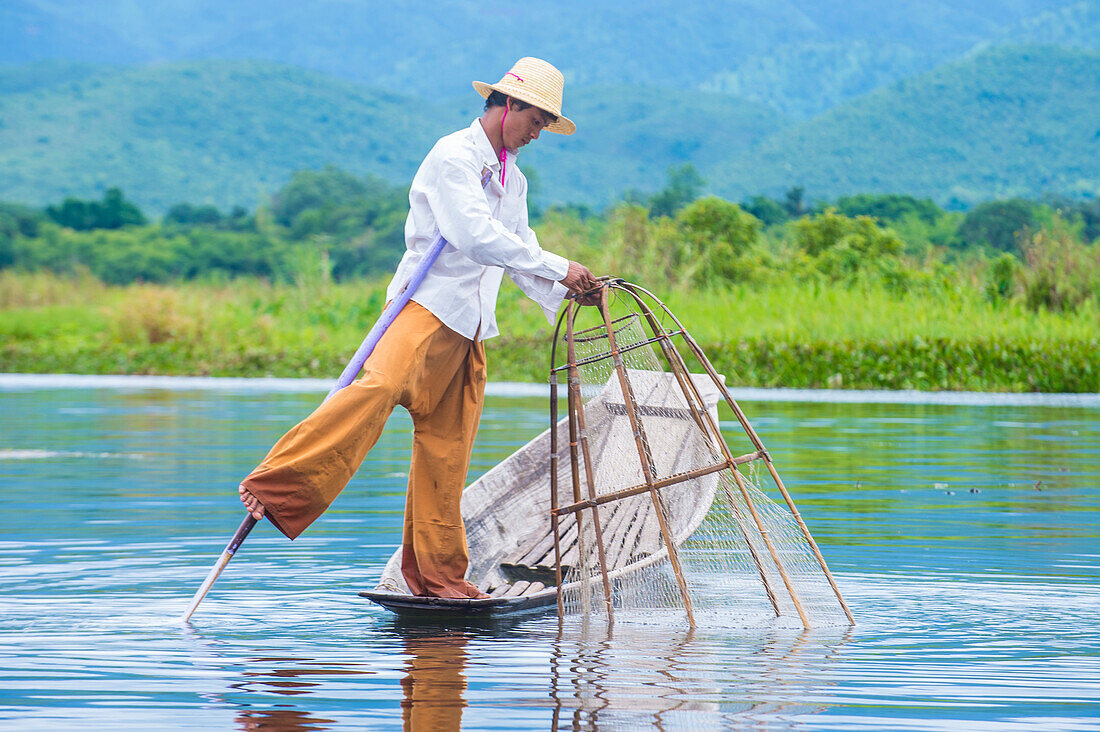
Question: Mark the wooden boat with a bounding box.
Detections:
[360,370,725,618]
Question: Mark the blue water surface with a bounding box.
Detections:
[0,377,1098,731]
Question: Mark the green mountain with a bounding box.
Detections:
[0,61,783,212]
[0,1,141,64]
[720,45,1100,204]
[998,0,1100,47]
[1,44,1097,213]
[0,59,103,95]
[0,61,456,212]
[701,40,939,119]
[518,86,784,206]
[4,0,1079,118]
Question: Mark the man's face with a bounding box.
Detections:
[503,103,554,151]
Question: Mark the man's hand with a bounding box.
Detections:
[561,261,603,305]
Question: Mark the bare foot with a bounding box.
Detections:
[462,581,490,600]
[415,582,490,600]
[238,484,266,520]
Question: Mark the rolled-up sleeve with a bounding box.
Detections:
[427,156,570,282]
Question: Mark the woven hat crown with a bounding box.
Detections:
[473,57,575,135]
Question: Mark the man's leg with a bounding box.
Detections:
[401,327,487,598]
[239,303,440,539]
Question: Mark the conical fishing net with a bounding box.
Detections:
[551,283,852,628]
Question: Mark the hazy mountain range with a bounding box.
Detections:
[2,0,1098,211]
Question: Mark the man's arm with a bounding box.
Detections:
[427,156,569,281]
[511,172,599,306]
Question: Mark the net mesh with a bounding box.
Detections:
[554,296,849,627]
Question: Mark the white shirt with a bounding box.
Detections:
[386,119,570,341]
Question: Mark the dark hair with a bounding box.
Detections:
[484,90,532,111]
[483,90,558,123]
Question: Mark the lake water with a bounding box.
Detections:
[1,377,1098,730]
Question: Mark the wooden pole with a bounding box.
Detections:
[553,461,729,514]
[621,283,814,627]
[549,369,566,618]
[566,301,615,619]
[677,324,850,625]
[181,515,256,622]
[563,303,591,614]
[548,306,572,620]
[761,459,855,624]
[725,463,809,626]
[597,289,696,628]
[622,286,783,618]
[629,282,852,626]
[667,341,809,624]
[691,354,853,624]
[723,483,783,617]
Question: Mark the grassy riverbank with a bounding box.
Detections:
[2,270,1095,392]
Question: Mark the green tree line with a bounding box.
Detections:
[0,166,407,285]
[1,164,1098,313]
[546,165,1100,314]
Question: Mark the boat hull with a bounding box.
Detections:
[359,588,556,618]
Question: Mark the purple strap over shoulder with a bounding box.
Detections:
[325,171,493,400]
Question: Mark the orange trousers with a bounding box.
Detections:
[240,301,487,598]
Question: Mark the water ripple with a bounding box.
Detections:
[0,385,1097,730]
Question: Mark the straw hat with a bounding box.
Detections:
[473,57,575,135]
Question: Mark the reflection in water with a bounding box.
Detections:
[189,621,473,731]
[216,618,847,731]
[399,629,470,731]
[237,708,336,732]
[228,657,374,731]
[550,617,851,730]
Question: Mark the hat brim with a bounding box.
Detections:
[473,80,575,135]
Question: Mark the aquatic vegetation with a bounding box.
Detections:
[1,270,1094,390]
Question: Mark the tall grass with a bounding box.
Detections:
[1,270,1095,391]
[492,275,1097,343]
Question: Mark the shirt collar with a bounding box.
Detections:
[469,117,515,171]
[470,118,500,169]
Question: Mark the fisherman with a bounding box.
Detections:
[237,57,598,600]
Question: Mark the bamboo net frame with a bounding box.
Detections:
[548,280,854,628]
